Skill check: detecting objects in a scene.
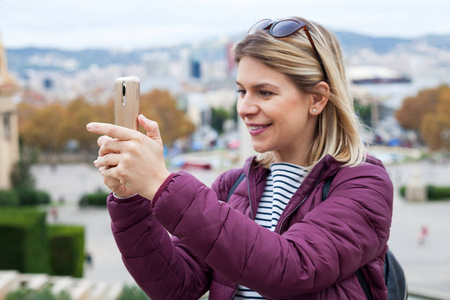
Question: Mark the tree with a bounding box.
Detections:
[139,90,195,146]
[396,86,441,131]
[16,90,194,154]
[421,87,450,151]
[65,97,113,152]
[19,101,68,153]
[211,107,231,134]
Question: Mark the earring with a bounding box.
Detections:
[313,108,317,113]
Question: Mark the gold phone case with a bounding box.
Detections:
[114,76,140,130]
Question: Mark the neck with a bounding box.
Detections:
[272,151,309,167]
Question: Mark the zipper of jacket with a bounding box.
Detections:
[276,168,326,233]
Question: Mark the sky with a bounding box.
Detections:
[1,0,450,50]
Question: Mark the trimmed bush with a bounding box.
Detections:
[399,184,450,201]
[0,189,19,206]
[6,284,71,300]
[79,191,109,207]
[0,208,50,274]
[427,185,450,201]
[399,186,406,198]
[48,225,85,278]
[16,188,51,206]
[117,285,150,300]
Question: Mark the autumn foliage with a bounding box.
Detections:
[18,90,195,153]
[396,85,450,151]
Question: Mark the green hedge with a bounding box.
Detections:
[79,191,110,207]
[0,209,85,278]
[427,185,450,200]
[399,185,450,200]
[0,189,50,207]
[48,225,85,278]
[117,285,150,300]
[6,284,71,300]
[15,188,51,206]
[0,190,19,206]
[0,208,50,274]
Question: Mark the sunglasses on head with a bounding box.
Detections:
[248,18,328,81]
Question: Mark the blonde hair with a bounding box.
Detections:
[234,17,366,168]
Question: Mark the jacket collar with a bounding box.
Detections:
[243,154,344,183]
[242,154,386,212]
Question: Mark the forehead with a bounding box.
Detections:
[236,56,294,88]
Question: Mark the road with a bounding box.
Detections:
[31,160,450,294]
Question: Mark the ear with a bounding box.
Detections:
[309,81,330,115]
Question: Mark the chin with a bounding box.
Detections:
[251,142,270,154]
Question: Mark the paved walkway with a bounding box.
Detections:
[31,160,450,294]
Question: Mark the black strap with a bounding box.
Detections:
[356,269,375,300]
[321,173,336,202]
[225,173,245,202]
[321,173,373,300]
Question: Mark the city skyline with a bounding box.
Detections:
[1,0,450,50]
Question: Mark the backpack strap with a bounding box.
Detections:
[321,173,373,300]
[321,173,336,201]
[226,173,246,202]
[356,269,375,300]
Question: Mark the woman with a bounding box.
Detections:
[87,17,393,299]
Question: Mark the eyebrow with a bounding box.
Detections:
[235,81,280,91]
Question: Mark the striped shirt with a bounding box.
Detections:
[234,163,307,300]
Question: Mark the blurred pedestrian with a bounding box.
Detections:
[85,251,93,268]
[50,203,58,222]
[418,225,429,245]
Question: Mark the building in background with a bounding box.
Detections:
[0,35,19,189]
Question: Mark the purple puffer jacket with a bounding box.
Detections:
[107,154,393,300]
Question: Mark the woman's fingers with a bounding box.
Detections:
[97,135,113,147]
[87,116,168,200]
[95,153,120,168]
[98,138,124,157]
[87,122,136,141]
[138,115,163,146]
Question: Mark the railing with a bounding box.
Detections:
[0,271,123,300]
[409,286,450,300]
[2,271,450,300]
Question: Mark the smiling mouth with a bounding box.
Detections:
[248,124,272,131]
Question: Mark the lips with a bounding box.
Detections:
[249,124,270,130]
[247,123,272,136]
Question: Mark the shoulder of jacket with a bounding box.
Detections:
[211,166,246,200]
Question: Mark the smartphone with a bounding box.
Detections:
[114,76,140,130]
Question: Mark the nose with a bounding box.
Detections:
[237,93,259,119]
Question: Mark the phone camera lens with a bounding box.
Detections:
[122,81,127,106]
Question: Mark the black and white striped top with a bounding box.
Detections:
[234,163,307,300]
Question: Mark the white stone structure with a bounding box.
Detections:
[0,35,19,189]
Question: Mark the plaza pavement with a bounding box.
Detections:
[31,160,450,296]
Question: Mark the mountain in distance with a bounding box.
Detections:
[335,31,412,54]
[336,31,450,53]
[5,31,450,74]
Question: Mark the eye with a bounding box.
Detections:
[259,90,274,98]
[237,89,246,97]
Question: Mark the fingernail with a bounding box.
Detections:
[93,160,98,166]
[86,123,92,130]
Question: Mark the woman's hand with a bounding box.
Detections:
[95,135,136,198]
[87,115,170,200]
